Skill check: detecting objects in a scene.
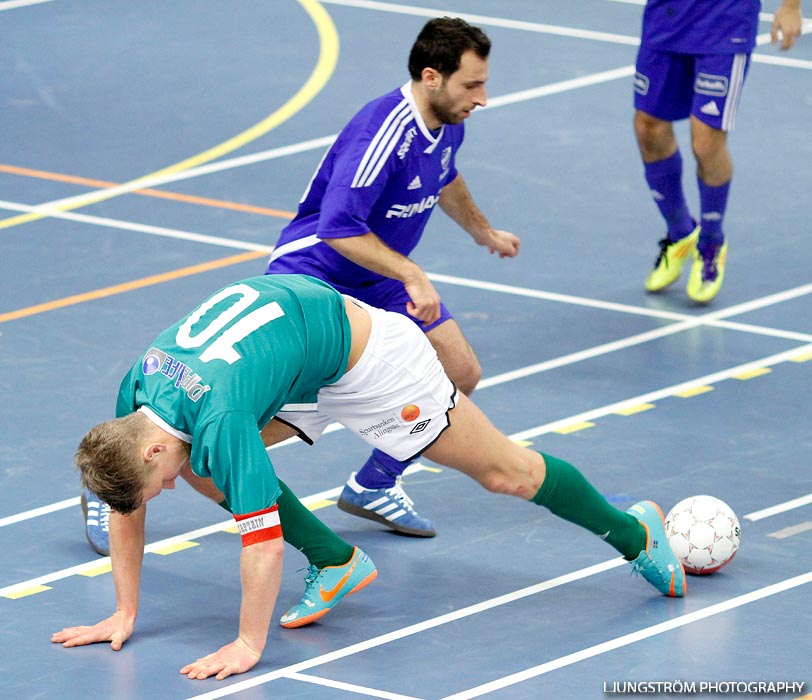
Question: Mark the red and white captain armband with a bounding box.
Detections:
[233,505,282,546]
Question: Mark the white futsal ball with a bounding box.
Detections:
[665,495,741,575]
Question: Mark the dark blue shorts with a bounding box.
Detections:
[634,46,751,132]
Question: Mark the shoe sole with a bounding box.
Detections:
[337,498,436,537]
[280,568,378,629]
[81,491,110,557]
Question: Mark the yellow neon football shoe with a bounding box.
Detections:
[686,241,727,304]
[645,226,699,292]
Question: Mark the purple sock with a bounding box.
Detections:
[697,177,730,248]
[355,449,411,489]
[644,151,695,241]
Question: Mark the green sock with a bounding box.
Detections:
[531,453,646,560]
[219,480,354,569]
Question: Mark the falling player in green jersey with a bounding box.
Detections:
[53,274,686,681]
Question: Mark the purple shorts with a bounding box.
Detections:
[634,46,751,132]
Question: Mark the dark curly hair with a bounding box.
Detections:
[408,17,491,80]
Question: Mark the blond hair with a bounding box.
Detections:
[75,412,152,515]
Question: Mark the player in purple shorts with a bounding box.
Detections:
[634,0,803,303]
[266,17,520,536]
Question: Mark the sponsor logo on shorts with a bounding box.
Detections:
[401,404,420,421]
[142,347,211,402]
[410,419,431,435]
[695,73,728,97]
[634,72,649,96]
[359,415,400,439]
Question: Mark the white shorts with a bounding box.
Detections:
[276,301,457,462]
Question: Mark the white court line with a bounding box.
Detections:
[0,497,79,528]
[284,672,426,700]
[0,0,52,10]
[745,493,812,522]
[321,0,641,45]
[438,572,812,700]
[322,0,812,69]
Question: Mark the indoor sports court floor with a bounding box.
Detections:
[1,1,811,698]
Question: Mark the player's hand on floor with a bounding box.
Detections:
[51,611,134,650]
[180,637,261,681]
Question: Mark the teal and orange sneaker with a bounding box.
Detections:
[280,547,377,628]
[627,500,686,597]
[645,226,699,292]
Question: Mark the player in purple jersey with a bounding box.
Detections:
[634,0,803,303]
[266,18,520,537]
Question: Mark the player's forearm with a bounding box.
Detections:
[323,232,426,286]
[237,538,284,654]
[438,174,493,244]
[109,507,146,622]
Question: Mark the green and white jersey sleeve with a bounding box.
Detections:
[116,274,351,515]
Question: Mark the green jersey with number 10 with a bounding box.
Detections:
[115,274,351,515]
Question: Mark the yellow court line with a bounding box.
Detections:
[78,563,113,578]
[0,250,268,325]
[553,421,595,435]
[0,164,295,220]
[789,351,812,362]
[153,541,200,556]
[674,385,714,398]
[0,0,337,231]
[2,584,52,599]
[614,403,655,416]
[733,367,773,380]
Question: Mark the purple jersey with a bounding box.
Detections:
[266,82,464,288]
[641,0,760,54]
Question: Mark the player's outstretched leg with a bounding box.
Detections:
[626,501,686,597]
[279,547,378,628]
[422,394,686,597]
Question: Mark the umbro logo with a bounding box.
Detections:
[700,100,720,117]
[410,418,431,434]
[407,175,422,190]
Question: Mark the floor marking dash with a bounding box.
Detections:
[733,367,772,380]
[674,385,714,398]
[768,521,812,540]
[553,421,595,435]
[78,564,113,577]
[614,403,655,416]
[2,584,52,599]
[152,541,199,555]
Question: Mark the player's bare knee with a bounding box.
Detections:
[634,112,674,161]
